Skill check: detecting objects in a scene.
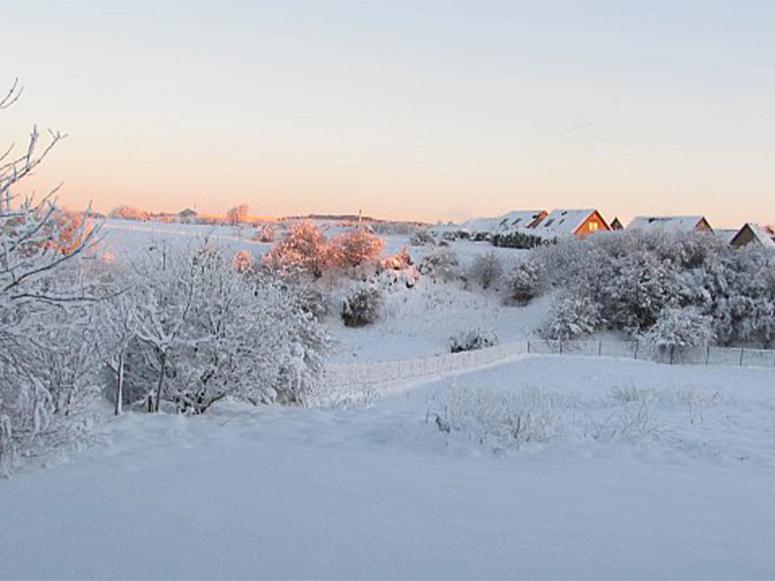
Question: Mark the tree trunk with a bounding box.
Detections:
[114,351,124,416]
[154,351,167,413]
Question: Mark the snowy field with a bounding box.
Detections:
[2,355,774,580]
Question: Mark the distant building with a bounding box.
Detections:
[729,223,775,249]
[626,215,712,233]
[609,217,623,231]
[530,209,609,239]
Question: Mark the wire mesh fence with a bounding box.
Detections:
[323,338,775,390]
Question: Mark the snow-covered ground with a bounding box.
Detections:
[2,355,774,579]
[5,219,773,579]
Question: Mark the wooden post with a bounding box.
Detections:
[739,348,744,366]
[705,344,710,365]
[598,341,602,356]
[634,340,639,360]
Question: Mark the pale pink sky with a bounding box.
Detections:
[2,1,774,227]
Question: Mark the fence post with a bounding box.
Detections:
[527,340,531,354]
[598,340,602,356]
[559,340,563,354]
[739,348,744,367]
[705,344,710,365]
[634,340,639,360]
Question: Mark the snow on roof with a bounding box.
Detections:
[626,215,708,232]
[462,210,546,234]
[743,223,775,248]
[531,209,598,238]
[715,229,739,244]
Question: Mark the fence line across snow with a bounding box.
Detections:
[321,339,775,390]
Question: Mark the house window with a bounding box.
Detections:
[588,221,599,232]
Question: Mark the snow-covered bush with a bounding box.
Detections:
[341,287,384,327]
[418,248,460,282]
[544,295,603,340]
[502,260,545,305]
[329,228,385,269]
[449,328,499,353]
[644,307,714,361]
[253,224,276,243]
[380,247,413,271]
[466,251,504,290]
[409,229,436,246]
[264,221,330,278]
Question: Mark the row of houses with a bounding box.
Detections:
[431,210,775,249]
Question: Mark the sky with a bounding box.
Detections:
[1,0,774,227]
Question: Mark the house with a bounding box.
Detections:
[715,229,739,244]
[626,215,713,233]
[530,209,609,239]
[462,210,547,239]
[609,217,624,231]
[729,223,775,249]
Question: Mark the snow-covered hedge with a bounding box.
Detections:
[535,231,775,348]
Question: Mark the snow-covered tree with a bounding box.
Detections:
[225,203,250,226]
[264,221,330,278]
[466,251,504,290]
[128,241,331,413]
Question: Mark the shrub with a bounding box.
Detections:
[380,247,413,271]
[254,224,275,243]
[466,250,504,290]
[544,295,603,340]
[264,221,330,277]
[502,261,545,305]
[449,328,498,353]
[644,307,714,360]
[329,228,385,269]
[409,229,436,246]
[418,248,460,282]
[341,287,384,327]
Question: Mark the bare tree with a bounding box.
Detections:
[0,78,100,473]
[225,203,250,226]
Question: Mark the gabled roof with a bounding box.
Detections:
[731,223,775,248]
[530,209,600,237]
[461,210,546,234]
[626,215,710,232]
